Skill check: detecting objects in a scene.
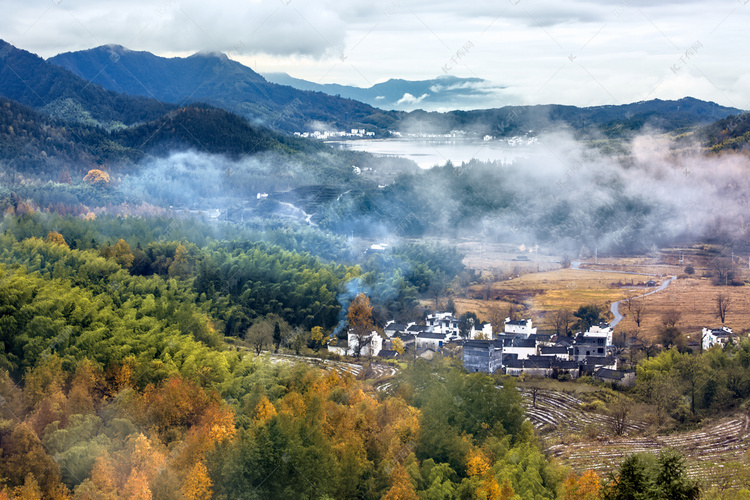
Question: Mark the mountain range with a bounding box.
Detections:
[262,73,506,111]
[49,45,395,134]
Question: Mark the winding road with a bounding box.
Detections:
[570,261,677,327]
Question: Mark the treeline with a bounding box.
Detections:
[635,343,750,423]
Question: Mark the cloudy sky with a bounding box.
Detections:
[3,0,749,109]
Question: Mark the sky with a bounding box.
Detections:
[3,0,749,110]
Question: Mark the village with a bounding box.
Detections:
[327,310,743,387]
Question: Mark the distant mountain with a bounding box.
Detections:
[262,73,506,111]
[49,45,398,134]
[396,97,745,138]
[0,40,173,127]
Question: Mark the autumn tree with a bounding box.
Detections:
[44,231,68,247]
[310,326,327,351]
[83,169,110,187]
[562,469,601,500]
[716,293,731,324]
[486,305,505,336]
[181,461,213,500]
[392,338,405,356]
[168,243,191,278]
[348,293,374,358]
[382,463,419,500]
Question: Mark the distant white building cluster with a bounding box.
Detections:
[294,129,375,140]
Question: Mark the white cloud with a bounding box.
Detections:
[396,93,429,105]
[1,0,748,108]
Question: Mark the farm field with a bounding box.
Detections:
[519,386,750,486]
[613,276,750,342]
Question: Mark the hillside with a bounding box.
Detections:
[701,112,750,153]
[0,40,173,127]
[49,45,398,134]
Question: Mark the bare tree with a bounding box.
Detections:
[661,309,682,328]
[552,309,573,337]
[609,399,631,436]
[247,319,273,355]
[712,257,734,286]
[481,275,494,301]
[486,305,505,336]
[528,384,543,408]
[716,293,731,324]
[631,300,646,329]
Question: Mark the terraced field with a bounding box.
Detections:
[269,353,399,390]
[519,388,645,435]
[519,388,750,485]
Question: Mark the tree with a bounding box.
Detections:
[716,293,731,324]
[247,319,273,355]
[712,257,734,286]
[458,312,478,339]
[44,231,67,247]
[631,300,646,329]
[602,454,651,500]
[684,265,694,275]
[661,310,681,328]
[659,326,683,350]
[181,461,213,500]
[382,463,419,500]
[273,322,282,352]
[348,293,375,358]
[392,338,405,356]
[486,305,505,336]
[675,354,706,415]
[562,470,601,500]
[552,309,573,337]
[574,304,602,332]
[655,450,700,500]
[310,326,327,351]
[83,169,110,187]
[111,239,135,269]
[608,399,630,436]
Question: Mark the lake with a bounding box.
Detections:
[325,137,539,169]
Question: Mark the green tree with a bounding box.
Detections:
[574,304,602,332]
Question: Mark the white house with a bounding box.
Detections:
[584,323,614,346]
[702,326,734,351]
[328,331,383,357]
[424,312,492,340]
[504,318,537,337]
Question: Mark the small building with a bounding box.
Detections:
[584,323,614,346]
[702,326,734,351]
[377,349,400,360]
[504,318,537,337]
[384,322,408,337]
[500,335,538,360]
[462,340,503,374]
[593,368,635,387]
[327,331,383,357]
[415,332,447,351]
[416,347,438,360]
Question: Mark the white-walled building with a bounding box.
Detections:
[328,331,383,357]
[702,326,734,351]
[584,323,614,346]
[504,318,537,337]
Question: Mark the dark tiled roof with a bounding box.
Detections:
[506,319,530,326]
[552,360,579,370]
[418,332,447,339]
[540,346,568,355]
[593,367,628,380]
[407,324,425,332]
[385,323,407,331]
[378,349,399,359]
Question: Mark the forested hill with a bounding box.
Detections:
[0,40,173,127]
[701,111,750,153]
[49,44,398,134]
